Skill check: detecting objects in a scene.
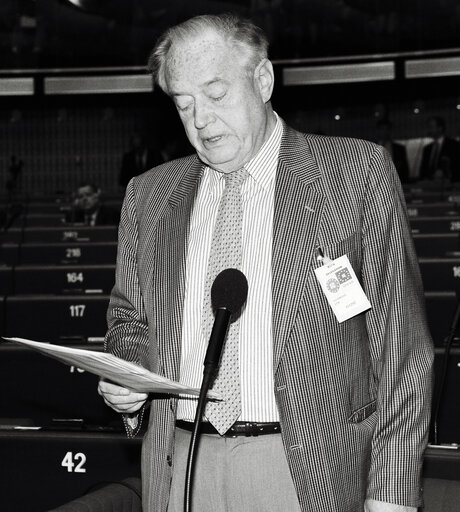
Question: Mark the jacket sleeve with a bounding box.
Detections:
[361,145,434,507]
[104,178,150,437]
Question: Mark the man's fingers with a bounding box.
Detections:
[98,379,129,395]
[98,379,147,398]
[98,379,148,413]
[101,396,145,414]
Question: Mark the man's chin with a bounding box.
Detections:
[198,152,242,174]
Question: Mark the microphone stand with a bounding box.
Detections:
[184,308,231,512]
[431,290,460,446]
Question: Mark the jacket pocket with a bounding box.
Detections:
[348,399,377,423]
[321,232,359,261]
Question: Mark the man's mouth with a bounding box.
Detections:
[204,135,224,145]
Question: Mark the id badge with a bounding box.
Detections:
[314,253,371,323]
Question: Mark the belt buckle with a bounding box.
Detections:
[226,422,259,437]
[244,422,260,437]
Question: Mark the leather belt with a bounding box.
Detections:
[176,420,281,437]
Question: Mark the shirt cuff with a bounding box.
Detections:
[364,499,417,512]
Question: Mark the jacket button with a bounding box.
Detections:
[167,455,172,467]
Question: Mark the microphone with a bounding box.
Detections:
[184,268,247,512]
[203,268,248,379]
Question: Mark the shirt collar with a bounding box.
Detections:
[245,112,282,191]
[206,112,282,192]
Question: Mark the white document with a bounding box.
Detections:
[314,255,371,323]
[3,337,219,399]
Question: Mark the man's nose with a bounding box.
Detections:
[193,100,214,129]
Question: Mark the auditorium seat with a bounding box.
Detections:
[405,188,451,204]
[2,226,118,244]
[0,342,120,426]
[13,264,115,294]
[424,445,460,482]
[1,241,118,265]
[0,429,141,512]
[410,216,460,234]
[0,265,13,295]
[1,226,22,243]
[432,348,460,445]
[48,477,142,512]
[406,203,460,217]
[413,233,460,257]
[4,294,110,343]
[24,200,121,217]
[421,478,460,511]
[22,213,67,227]
[26,202,70,215]
[419,258,460,291]
[422,452,460,511]
[0,242,19,265]
[0,293,4,334]
[424,292,458,347]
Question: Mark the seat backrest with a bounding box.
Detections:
[48,477,142,512]
[422,477,460,511]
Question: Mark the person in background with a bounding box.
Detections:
[66,182,120,226]
[376,119,410,183]
[6,154,23,198]
[98,13,433,512]
[419,116,460,182]
[119,132,164,188]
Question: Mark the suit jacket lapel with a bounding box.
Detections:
[153,158,203,382]
[273,127,325,371]
[151,128,324,380]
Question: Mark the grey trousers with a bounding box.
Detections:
[167,427,302,512]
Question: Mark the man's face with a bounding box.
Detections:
[163,30,273,173]
[428,119,443,140]
[377,123,391,142]
[76,185,99,212]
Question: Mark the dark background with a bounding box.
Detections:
[1,0,460,68]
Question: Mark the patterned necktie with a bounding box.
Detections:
[202,167,249,434]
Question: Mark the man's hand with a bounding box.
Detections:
[98,379,148,414]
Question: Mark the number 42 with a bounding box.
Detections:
[61,452,87,473]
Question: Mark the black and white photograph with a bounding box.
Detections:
[0,2,459,511]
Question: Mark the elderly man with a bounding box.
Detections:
[98,13,433,512]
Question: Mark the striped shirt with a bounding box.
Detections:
[177,114,283,423]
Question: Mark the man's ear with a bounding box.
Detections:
[254,58,274,103]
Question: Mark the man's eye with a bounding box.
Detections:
[213,94,225,102]
[175,98,193,111]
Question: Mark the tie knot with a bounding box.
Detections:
[224,167,249,189]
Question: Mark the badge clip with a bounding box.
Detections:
[316,247,333,265]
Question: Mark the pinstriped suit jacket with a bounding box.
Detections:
[105,122,433,512]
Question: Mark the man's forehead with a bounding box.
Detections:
[166,32,231,67]
[165,34,234,92]
[173,28,227,52]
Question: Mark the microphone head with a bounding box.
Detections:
[211,268,248,314]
